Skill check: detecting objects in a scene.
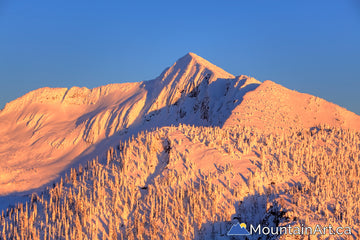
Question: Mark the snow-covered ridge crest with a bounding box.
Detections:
[1,82,142,113]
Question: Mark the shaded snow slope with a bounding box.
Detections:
[0,52,359,196]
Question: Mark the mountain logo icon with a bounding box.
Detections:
[227,222,251,235]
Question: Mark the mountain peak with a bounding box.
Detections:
[183,52,206,62]
[149,53,235,113]
[178,52,207,62]
[171,53,234,80]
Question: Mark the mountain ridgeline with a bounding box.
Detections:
[1,53,359,195]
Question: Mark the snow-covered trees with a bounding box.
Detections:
[0,124,359,239]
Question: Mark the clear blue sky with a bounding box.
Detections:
[1,0,359,114]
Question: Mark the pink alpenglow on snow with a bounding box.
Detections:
[0,53,359,196]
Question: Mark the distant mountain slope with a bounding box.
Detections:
[0,53,359,195]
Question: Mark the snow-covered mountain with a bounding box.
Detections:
[0,53,359,196]
[1,53,360,239]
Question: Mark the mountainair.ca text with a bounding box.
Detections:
[249,224,351,236]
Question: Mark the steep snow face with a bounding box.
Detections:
[142,75,260,127]
[147,52,234,113]
[141,53,260,127]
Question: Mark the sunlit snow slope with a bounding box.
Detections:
[0,52,359,195]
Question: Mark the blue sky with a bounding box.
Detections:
[1,0,359,114]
